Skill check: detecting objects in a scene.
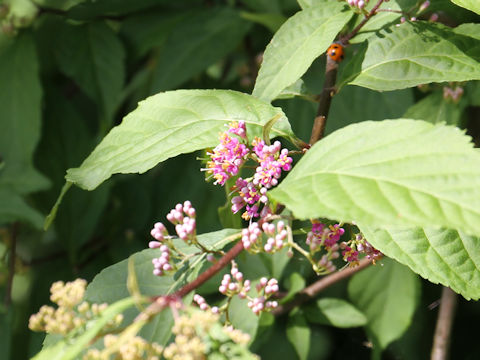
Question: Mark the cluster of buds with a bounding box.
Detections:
[84,334,163,360]
[219,262,251,299]
[205,121,293,220]
[340,233,382,266]
[241,220,288,254]
[248,277,279,315]
[443,85,464,103]
[163,308,253,359]
[151,245,174,276]
[262,221,287,253]
[346,0,369,10]
[148,201,199,277]
[193,294,219,314]
[29,279,123,336]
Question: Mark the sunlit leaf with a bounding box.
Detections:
[270,119,480,236]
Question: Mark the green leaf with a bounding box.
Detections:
[240,11,286,33]
[403,91,466,126]
[348,258,420,350]
[281,272,305,304]
[86,229,239,303]
[86,229,239,343]
[0,32,49,194]
[286,311,311,360]
[450,0,480,14]
[340,22,480,91]
[150,8,251,93]
[32,0,84,11]
[304,298,367,328]
[453,23,480,40]
[252,1,353,102]
[0,190,44,228]
[359,226,480,300]
[65,89,292,190]
[33,297,136,360]
[54,21,125,128]
[269,119,480,236]
[326,87,414,134]
[120,11,190,60]
[67,0,168,19]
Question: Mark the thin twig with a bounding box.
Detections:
[340,0,386,44]
[431,287,457,360]
[5,222,19,308]
[272,257,372,315]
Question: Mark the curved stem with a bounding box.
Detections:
[272,257,372,315]
[340,0,386,44]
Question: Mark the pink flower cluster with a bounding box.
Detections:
[262,221,287,253]
[248,277,279,315]
[151,245,174,276]
[240,221,287,254]
[347,0,369,9]
[148,201,197,276]
[219,263,251,299]
[205,121,293,221]
[341,234,382,265]
[193,294,219,314]
[231,138,292,220]
[206,121,249,186]
[306,223,345,252]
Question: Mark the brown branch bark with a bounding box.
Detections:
[431,287,457,360]
[272,257,372,315]
[309,57,339,145]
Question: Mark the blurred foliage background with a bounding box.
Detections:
[0,0,479,359]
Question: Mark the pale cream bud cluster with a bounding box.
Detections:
[28,279,123,336]
[163,309,252,359]
[83,334,163,360]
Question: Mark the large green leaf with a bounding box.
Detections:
[269,119,480,236]
[304,298,367,328]
[86,229,239,303]
[252,1,352,102]
[0,190,44,228]
[85,229,238,343]
[54,21,125,128]
[150,8,251,93]
[340,22,480,91]
[286,311,310,360]
[403,91,466,126]
[359,226,480,300]
[348,258,420,350]
[66,90,293,190]
[0,32,49,194]
[66,0,170,19]
[451,0,480,14]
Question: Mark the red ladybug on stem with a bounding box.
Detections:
[326,43,345,62]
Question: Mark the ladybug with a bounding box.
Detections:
[326,43,345,62]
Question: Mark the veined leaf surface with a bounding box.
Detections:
[252,0,352,102]
[269,119,480,236]
[341,22,480,91]
[66,90,292,190]
[359,225,480,300]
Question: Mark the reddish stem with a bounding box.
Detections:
[341,0,386,44]
[272,257,372,315]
